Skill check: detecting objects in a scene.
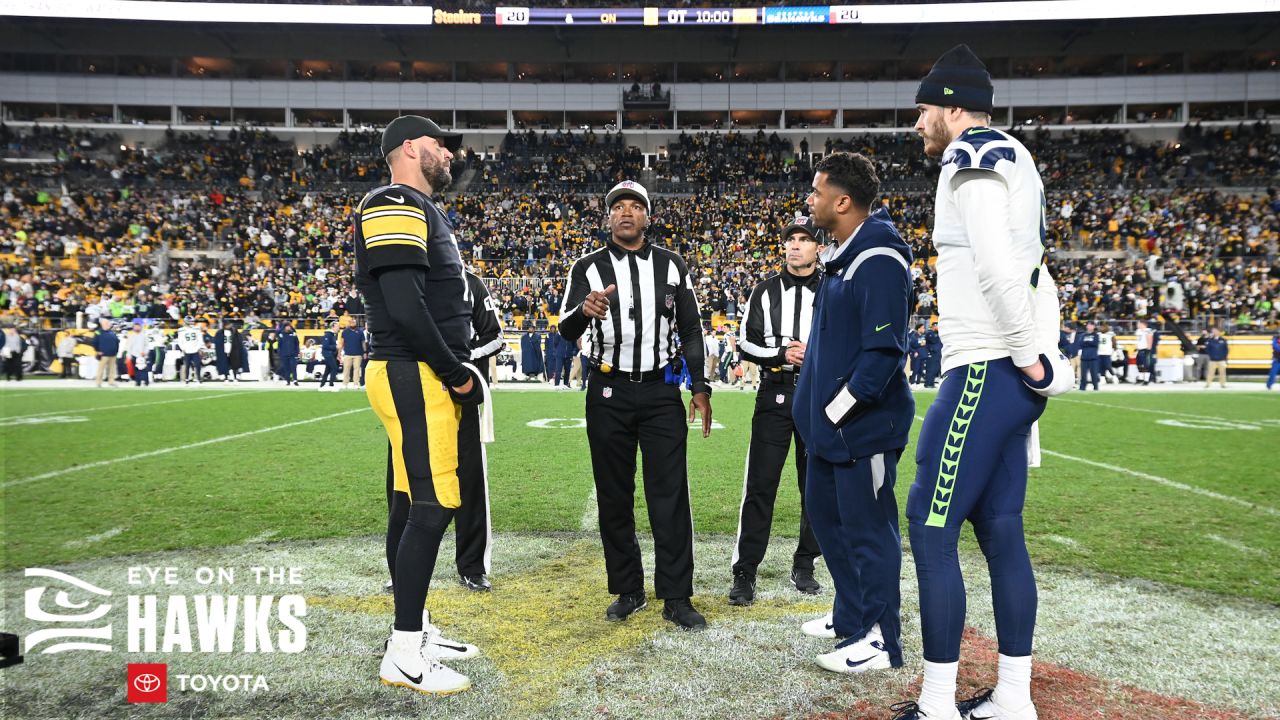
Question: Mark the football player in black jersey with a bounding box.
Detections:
[355,115,482,695]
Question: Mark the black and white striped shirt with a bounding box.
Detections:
[464,271,505,361]
[558,240,711,393]
[738,268,822,368]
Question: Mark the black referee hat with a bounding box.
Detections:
[381,115,462,156]
[781,214,819,242]
[915,44,994,114]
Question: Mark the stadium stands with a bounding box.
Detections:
[1,123,1276,337]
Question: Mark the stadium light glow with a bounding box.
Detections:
[0,0,1276,26]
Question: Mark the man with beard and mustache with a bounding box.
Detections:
[895,46,1074,720]
[355,115,483,696]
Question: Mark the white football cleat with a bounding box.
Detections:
[423,609,479,660]
[957,688,1038,720]
[379,630,470,696]
[383,610,479,661]
[815,624,891,674]
[801,612,837,638]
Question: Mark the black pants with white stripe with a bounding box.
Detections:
[585,370,695,600]
[731,378,821,577]
[453,398,492,577]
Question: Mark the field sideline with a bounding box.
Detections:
[2,382,1277,719]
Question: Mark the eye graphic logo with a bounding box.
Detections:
[127,663,168,703]
[23,568,114,654]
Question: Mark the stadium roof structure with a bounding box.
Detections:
[1,3,1277,65]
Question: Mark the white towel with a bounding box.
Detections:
[1026,420,1041,469]
[461,362,495,443]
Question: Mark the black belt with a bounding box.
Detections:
[591,364,667,383]
[764,369,800,386]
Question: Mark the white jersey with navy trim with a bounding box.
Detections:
[932,126,1063,373]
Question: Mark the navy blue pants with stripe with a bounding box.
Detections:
[906,358,1046,663]
[806,450,904,666]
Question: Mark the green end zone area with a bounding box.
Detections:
[2,386,1278,718]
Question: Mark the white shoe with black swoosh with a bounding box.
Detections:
[815,625,892,674]
[801,612,837,638]
[379,630,470,695]
[382,610,479,661]
[957,688,1037,720]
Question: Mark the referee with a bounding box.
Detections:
[729,214,824,606]
[559,180,714,631]
[454,270,504,591]
[358,114,482,695]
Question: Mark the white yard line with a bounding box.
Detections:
[243,530,280,544]
[3,392,238,421]
[64,526,126,548]
[1054,396,1266,423]
[912,414,1279,517]
[2,408,369,489]
[0,390,66,399]
[1205,533,1266,556]
[1040,449,1280,517]
[580,486,599,532]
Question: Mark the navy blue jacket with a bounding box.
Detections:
[340,327,365,356]
[92,329,119,356]
[1059,331,1078,358]
[924,329,942,354]
[1205,336,1229,362]
[1076,331,1100,361]
[794,208,916,463]
[521,332,545,374]
[321,331,339,359]
[907,331,926,357]
[278,331,300,360]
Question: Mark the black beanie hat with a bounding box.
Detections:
[915,44,994,114]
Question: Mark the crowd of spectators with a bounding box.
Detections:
[2,122,1277,336]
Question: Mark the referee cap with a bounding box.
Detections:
[605,180,650,212]
[381,115,462,156]
[781,214,819,242]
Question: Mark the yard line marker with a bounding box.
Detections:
[64,526,126,548]
[3,392,237,421]
[912,415,1279,517]
[2,408,369,489]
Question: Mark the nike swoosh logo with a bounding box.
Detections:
[386,194,405,203]
[432,642,467,652]
[967,128,990,135]
[825,622,834,630]
[876,323,891,332]
[393,662,423,684]
[846,654,879,667]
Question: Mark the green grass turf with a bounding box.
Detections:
[2,386,1277,603]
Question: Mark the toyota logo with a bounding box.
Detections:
[133,674,161,693]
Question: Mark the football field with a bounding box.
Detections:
[2,383,1278,719]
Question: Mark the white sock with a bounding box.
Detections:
[388,629,423,653]
[993,653,1033,709]
[918,660,958,717]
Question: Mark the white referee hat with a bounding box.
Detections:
[604,180,650,212]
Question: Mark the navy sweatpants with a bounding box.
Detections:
[806,449,904,666]
[906,358,1046,663]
